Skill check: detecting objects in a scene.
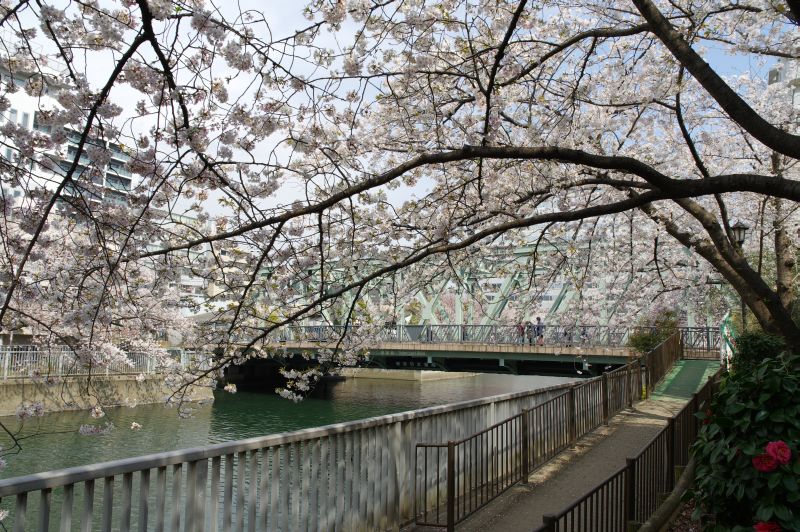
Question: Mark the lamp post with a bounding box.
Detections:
[731,221,750,331]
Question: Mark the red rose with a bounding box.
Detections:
[765,441,792,465]
[752,454,778,472]
[753,522,781,532]
[703,408,713,425]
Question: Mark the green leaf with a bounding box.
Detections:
[771,411,786,422]
[756,505,774,521]
[774,504,793,521]
[728,403,745,414]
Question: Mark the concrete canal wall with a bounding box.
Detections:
[0,375,214,416]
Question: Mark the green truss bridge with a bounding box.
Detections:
[270,325,721,376]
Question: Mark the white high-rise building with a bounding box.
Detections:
[0,62,133,207]
[768,59,800,106]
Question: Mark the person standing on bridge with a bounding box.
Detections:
[516,321,525,344]
[535,317,545,345]
[524,320,534,345]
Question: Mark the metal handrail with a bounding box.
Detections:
[0,380,576,497]
[0,345,171,379]
[278,324,719,350]
[535,368,723,532]
[413,333,683,530]
[413,358,646,529]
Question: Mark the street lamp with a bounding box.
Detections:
[731,220,749,248]
[731,220,750,330]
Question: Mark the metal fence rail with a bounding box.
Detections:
[642,334,682,397]
[0,376,580,531]
[414,392,573,529]
[536,369,723,532]
[413,333,682,530]
[279,324,719,350]
[0,345,166,379]
[412,366,636,529]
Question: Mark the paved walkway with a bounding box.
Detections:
[424,359,720,532]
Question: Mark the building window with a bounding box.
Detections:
[8,109,17,124]
[33,112,51,133]
[21,112,29,129]
[106,174,131,191]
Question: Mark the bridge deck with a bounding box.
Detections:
[435,359,720,532]
[280,341,635,363]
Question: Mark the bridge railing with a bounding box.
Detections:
[413,333,678,530]
[278,324,718,351]
[0,378,578,531]
[0,345,171,380]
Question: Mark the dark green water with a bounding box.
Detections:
[0,373,574,480]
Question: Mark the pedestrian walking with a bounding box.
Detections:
[525,320,534,345]
[535,317,545,345]
[516,322,525,344]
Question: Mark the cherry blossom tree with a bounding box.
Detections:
[0,0,797,403]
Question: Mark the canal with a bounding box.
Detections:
[0,373,575,480]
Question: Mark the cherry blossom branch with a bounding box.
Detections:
[633,0,800,159]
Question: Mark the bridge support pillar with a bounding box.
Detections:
[499,359,518,375]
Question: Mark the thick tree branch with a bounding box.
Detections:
[633,0,800,159]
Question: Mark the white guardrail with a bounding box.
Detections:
[0,381,578,531]
[0,345,168,380]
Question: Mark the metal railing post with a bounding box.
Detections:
[568,387,577,445]
[447,441,455,532]
[542,514,557,532]
[627,364,634,408]
[2,345,7,380]
[602,373,609,424]
[521,411,530,478]
[666,418,675,491]
[625,457,636,527]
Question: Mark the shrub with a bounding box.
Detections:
[692,353,800,531]
[731,332,786,376]
[627,310,679,355]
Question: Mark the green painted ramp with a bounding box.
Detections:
[652,359,721,399]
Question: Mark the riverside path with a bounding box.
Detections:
[424,359,721,532]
